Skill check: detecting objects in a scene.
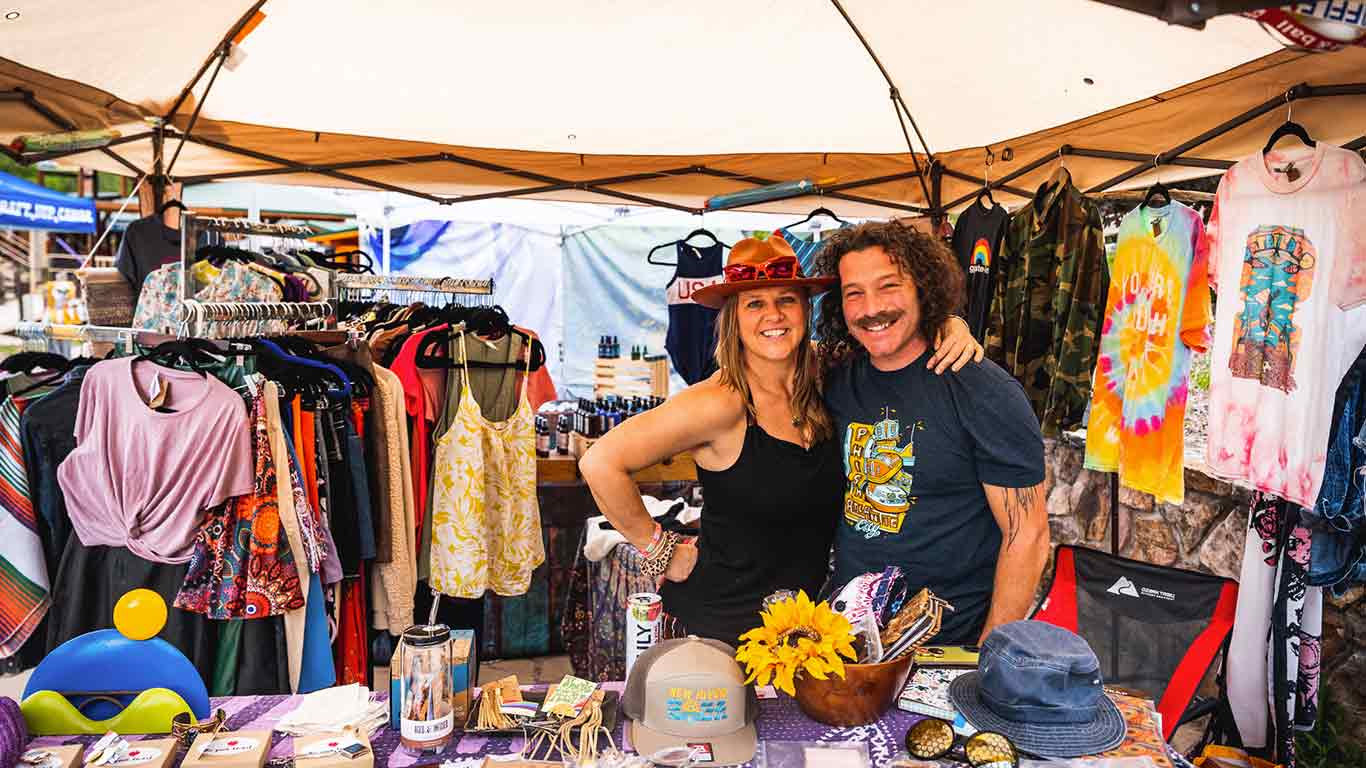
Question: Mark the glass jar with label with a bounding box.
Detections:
[398,624,455,752]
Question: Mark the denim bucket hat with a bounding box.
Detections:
[948,621,1126,757]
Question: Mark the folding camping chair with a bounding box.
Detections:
[1032,544,1239,741]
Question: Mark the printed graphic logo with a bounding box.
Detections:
[665,687,730,722]
[686,744,715,763]
[1092,234,1185,446]
[969,238,992,274]
[200,738,259,756]
[843,411,921,538]
[1107,577,1140,597]
[667,274,724,306]
[110,749,162,766]
[1230,225,1316,393]
[1105,576,1175,601]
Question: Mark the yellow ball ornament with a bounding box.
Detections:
[113,589,167,641]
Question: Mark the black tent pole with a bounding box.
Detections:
[1110,472,1120,555]
[827,0,936,212]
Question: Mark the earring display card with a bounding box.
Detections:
[103,739,178,768]
[182,731,271,768]
[757,742,871,768]
[293,733,373,768]
[21,744,83,768]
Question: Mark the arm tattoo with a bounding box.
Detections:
[1004,486,1038,550]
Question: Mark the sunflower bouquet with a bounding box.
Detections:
[734,591,858,696]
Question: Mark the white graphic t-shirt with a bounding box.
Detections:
[1205,143,1366,507]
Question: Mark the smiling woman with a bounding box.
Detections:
[579,236,847,644]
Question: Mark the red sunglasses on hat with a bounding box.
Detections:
[722,254,799,282]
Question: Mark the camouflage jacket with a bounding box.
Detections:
[985,168,1108,436]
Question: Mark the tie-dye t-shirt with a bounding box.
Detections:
[1085,202,1212,503]
[1205,144,1366,507]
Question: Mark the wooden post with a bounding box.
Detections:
[28,229,46,297]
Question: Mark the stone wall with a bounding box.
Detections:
[1042,436,1366,746]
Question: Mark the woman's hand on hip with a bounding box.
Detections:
[663,542,699,583]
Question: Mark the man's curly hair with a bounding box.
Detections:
[814,221,964,372]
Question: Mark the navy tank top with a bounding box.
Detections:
[665,241,723,385]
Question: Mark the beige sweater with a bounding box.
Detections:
[263,381,309,692]
[371,364,418,633]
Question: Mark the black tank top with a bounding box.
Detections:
[660,425,844,643]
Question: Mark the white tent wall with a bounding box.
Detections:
[561,225,768,397]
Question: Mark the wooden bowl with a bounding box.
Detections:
[792,654,915,726]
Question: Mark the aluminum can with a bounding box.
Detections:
[625,592,663,678]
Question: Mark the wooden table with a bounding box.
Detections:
[536,453,696,484]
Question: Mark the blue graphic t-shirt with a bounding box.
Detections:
[823,351,1044,643]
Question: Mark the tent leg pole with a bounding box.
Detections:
[28,230,44,299]
[1110,472,1120,555]
[929,162,944,230]
[151,124,166,218]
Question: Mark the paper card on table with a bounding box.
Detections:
[23,745,84,768]
[541,675,598,717]
[490,675,523,703]
[499,700,540,719]
[802,747,868,768]
[293,734,372,768]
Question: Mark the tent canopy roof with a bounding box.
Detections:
[2,1,1365,214]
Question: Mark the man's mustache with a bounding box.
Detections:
[853,310,904,330]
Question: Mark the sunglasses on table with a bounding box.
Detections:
[722,255,799,282]
[904,717,1018,768]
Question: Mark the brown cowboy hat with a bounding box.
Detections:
[690,236,837,309]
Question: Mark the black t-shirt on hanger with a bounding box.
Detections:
[115,215,181,294]
[950,200,1010,342]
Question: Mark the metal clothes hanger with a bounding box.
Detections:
[976,147,997,209]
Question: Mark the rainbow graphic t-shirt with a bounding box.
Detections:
[1084,202,1212,504]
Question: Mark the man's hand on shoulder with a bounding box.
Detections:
[928,315,984,374]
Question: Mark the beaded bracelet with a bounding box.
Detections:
[635,522,663,558]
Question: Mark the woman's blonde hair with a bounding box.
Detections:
[713,289,832,444]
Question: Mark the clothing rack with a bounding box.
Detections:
[178,213,332,337]
[333,274,495,307]
[13,321,149,354]
[179,299,334,339]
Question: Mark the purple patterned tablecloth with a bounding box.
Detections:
[28,685,923,768]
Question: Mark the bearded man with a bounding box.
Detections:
[815,221,1049,645]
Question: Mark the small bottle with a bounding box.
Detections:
[535,415,550,458]
[556,414,571,455]
[611,336,620,359]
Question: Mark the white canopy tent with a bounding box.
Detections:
[2,1,1365,216]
